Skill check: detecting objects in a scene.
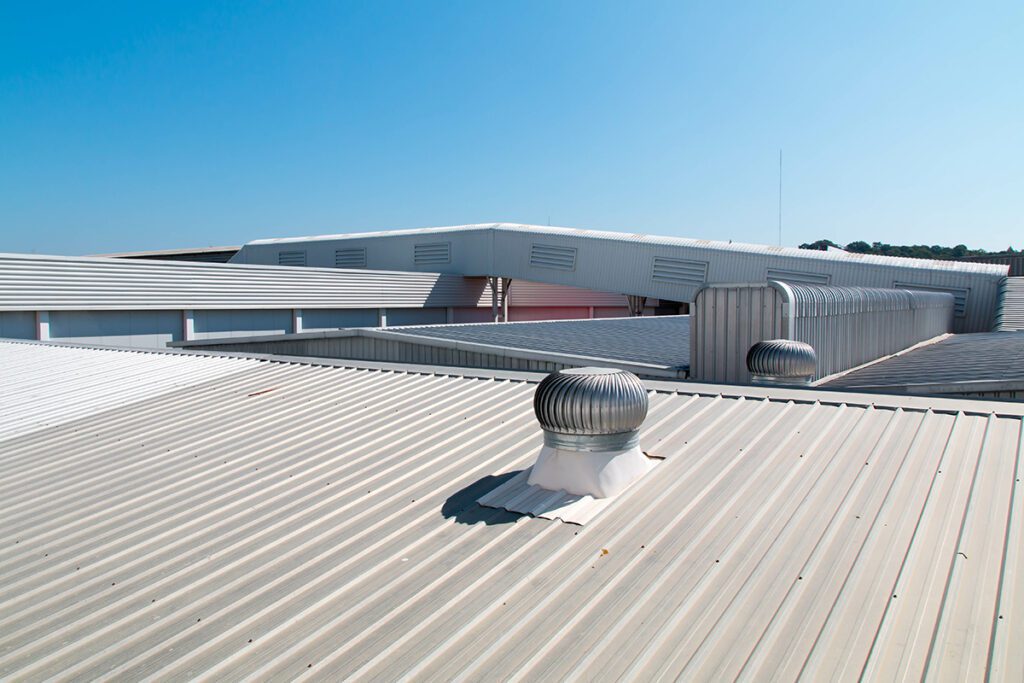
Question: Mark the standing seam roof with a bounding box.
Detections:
[0,340,1022,681]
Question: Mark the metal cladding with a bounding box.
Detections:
[533,367,648,451]
[232,223,1007,333]
[994,277,1024,331]
[0,252,488,310]
[691,282,955,384]
[746,339,817,385]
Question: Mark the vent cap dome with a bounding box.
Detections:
[746,339,817,385]
[534,367,648,451]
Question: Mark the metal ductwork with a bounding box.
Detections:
[527,367,652,498]
[746,339,817,386]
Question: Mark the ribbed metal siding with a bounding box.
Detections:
[994,277,1024,331]
[690,283,954,384]
[0,254,488,310]
[234,224,1005,332]
[783,283,953,381]
[689,285,784,384]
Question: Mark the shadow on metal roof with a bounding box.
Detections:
[441,471,526,526]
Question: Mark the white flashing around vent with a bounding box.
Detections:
[478,455,660,525]
[527,444,654,498]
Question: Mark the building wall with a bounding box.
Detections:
[0,311,35,340]
[48,310,183,348]
[192,310,294,340]
[0,251,665,348]
[301,308,380,330]
[233,223,1006,332]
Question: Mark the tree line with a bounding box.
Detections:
[798,239,1017,260]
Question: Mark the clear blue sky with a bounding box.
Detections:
[1,1,1021,255]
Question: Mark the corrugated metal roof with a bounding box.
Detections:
[375,315,690,369]
[1,340,1022,680]
[0,253,487,310]
[822,332,1024,397]
[171,316,690,378]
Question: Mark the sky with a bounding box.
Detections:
[1,1,1021,255]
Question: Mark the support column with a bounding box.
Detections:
[292,308,304,334]
[181,310,195,341]
[489,276,499,323]
[626,295,647,317]
[378,308,388,328]
[446,307,455,324]
[500,278,512,323]
[35,311,50,341]
[588,306,595,319]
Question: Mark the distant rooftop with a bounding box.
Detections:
[1,340,1022,679]
[369,315,690,370]
[94,246,241,263]
[822,331,1024,399]
[172,315,691,379]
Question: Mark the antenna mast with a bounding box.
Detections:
[778,149,783,246]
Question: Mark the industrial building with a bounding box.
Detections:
[4,218,1024,680]
[232,223,1007,333]
[0,252,652,348]
[1,339,1022,680]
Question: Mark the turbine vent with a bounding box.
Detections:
[746,339,817,386]
[533,367,648,451]
[527,368,652,498]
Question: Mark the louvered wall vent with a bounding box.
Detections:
[413,242,451,265]
[894,282,968,318]
[335,248,367,268]
[278,250,307,266]
[530,244,577,271]
[651,257,708,286]
[767,268,831,285]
